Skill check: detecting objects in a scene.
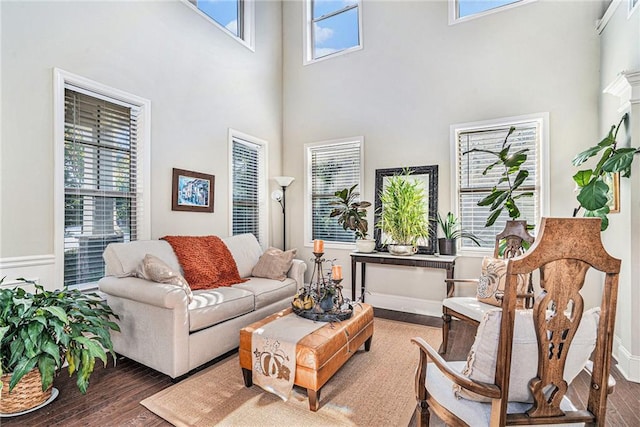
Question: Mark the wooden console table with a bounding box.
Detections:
[350,252,456,302]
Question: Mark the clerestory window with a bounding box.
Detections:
[184,0,255,50]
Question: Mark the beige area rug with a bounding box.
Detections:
[140,317,442,427]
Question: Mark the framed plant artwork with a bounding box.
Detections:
[172,168,215,212]
[604,172,620,214]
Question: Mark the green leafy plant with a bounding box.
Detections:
[572,114,637,230]
[436,212,481,245]
[0,279,120,394]
[377,170,430,246]
[329,184,372,239]
[464,127,533,227]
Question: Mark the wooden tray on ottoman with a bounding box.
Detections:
[239,303,374,411]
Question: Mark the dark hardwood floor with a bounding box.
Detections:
[2,309,638,426]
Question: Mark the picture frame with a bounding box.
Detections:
[374,165,439,254]
[604,172,620,214]
[172,168,215,212]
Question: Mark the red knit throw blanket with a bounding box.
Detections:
[161,235,248,290]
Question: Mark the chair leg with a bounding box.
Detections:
[440,313,451,354]
[416,400,430,427]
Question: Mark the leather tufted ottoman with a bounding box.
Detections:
[239,303,374,411]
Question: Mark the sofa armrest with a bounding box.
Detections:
[98,276,188,309]
[288,259,307,289]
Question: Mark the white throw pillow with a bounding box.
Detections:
[136,254,194,303]
[454,307,600,403]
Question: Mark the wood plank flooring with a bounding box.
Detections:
[2,308,638,426]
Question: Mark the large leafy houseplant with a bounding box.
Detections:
[0,279,120,397]
[572,114,637,230]
[377,171,430,251]
[464,127,533,227]
[329,184,372,239]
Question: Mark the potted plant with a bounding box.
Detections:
[464,126,534,230]
[329,184,375,253]
[376,171,430,256]
[436,212,481,256]
[572,113,638,230]
[0,279,120,414]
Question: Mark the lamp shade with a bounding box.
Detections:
[273,176,295,188]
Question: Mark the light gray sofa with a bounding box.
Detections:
[98,233,306,379]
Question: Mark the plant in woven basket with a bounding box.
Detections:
[0,278,120,400]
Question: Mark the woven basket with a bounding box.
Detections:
[1,368,52,414]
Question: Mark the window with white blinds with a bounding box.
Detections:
[456,120,542,250]
[231,136,265,244]
[64,88,140,288]
[307,138,363,244]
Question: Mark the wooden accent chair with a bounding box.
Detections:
[412,217,621,426]
[441,220,535,353]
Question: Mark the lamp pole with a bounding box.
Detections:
[272,176,295,250]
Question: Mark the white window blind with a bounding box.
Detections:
[309,140,362,243]
[457,123,539,250]
[232,138,264,244]
[64,88,140,287]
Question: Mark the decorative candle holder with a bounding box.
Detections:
[291,253,352,322]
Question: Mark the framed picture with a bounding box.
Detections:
[604,172,620,214]
[172,168,215,212]
[374,165,439,254]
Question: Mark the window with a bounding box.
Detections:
[55,70,150,289]
[305,137,363,246]
[304,0,362,64]
[452,114,548,251]
[184,0,254,50]
[449,0,535,24]
[230,130,267,245]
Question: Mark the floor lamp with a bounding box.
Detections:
[271,176,295,250]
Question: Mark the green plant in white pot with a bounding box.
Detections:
[376,171,430,256]
[329,184,375,253]
[436,212,481,256]
[0,279,120,414]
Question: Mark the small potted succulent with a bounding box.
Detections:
[0,279,120,414]
[330,184,376,253]
[436,212,481,256]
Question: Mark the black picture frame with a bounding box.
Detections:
[374,165,438,254]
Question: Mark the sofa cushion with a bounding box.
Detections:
[222,234,263,278]
[251,247,297,281]
[103,240,182,277]
[233,277,297,310]
[188,287,255,332]
[136,254,194,303]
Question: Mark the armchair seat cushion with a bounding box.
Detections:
[443,297,495,323]
[188,287,255,332]
[426,362,581,427]
[233,277,297,310]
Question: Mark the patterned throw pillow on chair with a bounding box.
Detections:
[476,257,529,307]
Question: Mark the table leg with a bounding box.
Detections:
[351,257,356,302]
[364,335,373,351]
[361,263,366,302]
[242,368,252,387]
[308,388,320,411]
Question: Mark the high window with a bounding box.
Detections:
[452,114,548,251]
[304,0,362,64]
[305,137,363,246]
[55,70,150,289]
[450,0,535,24]
[185,0,254,50]
[230,130,267,245]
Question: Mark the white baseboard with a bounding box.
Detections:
[362,291,443,318]
[0,254,55,290]
[613,335,640,383]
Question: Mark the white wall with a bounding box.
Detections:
[598,0,640,382]
[282,0,604,314]
[0,0,283,287]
